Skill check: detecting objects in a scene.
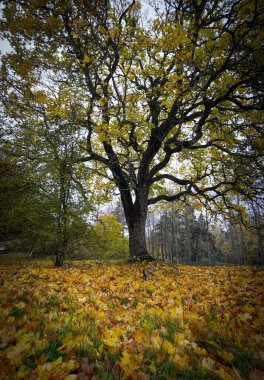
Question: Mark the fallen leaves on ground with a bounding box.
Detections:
[0,261,263,379]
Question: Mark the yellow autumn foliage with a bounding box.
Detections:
[0,261,263,379]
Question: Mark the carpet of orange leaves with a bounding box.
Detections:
[0,261,264,379]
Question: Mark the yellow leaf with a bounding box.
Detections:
[162,340,175,355]
[201,356,215,371]
[120,351,131,366]
[218,350,234,362]
[64,375,77,380]
[171,352,189,369]
[7,345,23,366]
[78,296,87,304]
[103,328,122,347]
[215,368,234,380]
[136,302,144,312]
[207,340,221,349]
[17,301,26,308]
[7,342,30,366]
[35,338,49,351]
[51,355,63,369]
[168,306,183,320]
[149,361,156,373]
[191,343,207,356]
[17,366,28,379]
[151,335,163,349]
[62,360,78,372]
[83,55,90,63]
[239,313,252,323]
[174,333,189,346]
[120,351,139,375]
[134,328,148,344]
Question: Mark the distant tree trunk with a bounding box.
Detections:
[113,200,127,236]
[156,233,160,258]
[252,204,264,266]
[171,220,178,263]
[146,216,151,253]
[185,216,191,264]
[239,224,246,265]
[164,218,168,258]
[161,223,165,258]
[54,159,71,267]
[150,214,155,257]
[205,209,211,264]
[230,224,238,264]
[257,234,263,266]
[234,225,241,264]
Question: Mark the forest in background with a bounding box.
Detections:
[1,146,263,265]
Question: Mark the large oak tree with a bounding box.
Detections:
[0,0,263,258]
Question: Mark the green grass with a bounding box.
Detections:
[198,336,264,378]
[76,319,104,361]
[19,291,30,303]
[161,317,182,343]
[54,323,74,337]
[172,369,219,379]
[77,343,93,360]
[0,252,49,264]
[232,348,262,377]
[8,306,26,319]
[43,338,62,361]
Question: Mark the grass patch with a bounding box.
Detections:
[0,252,49,264]
[54,323,74,337]
[40,293,60,308]
[232,349,262,377]
[22,357,37,369]
[199,338,264,378]
[173,368,219,379]
[161,317,181,343]
[43,338,62,361]
[140,313,160,332]
[8,306,26,319]
[77,343,93,361]
[77,333,103,362]
[120,297,130,305]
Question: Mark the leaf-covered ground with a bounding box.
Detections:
[0,261,264,380]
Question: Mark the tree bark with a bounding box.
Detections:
[122,190,150,258]
[252,204,264,266]
[128,219,148,257]
[185,215,191,264]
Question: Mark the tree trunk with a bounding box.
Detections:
[122,190,150,258]
[185,215,191,264]
[205,210,211,265]
[128,218,148,257]
[252,203,264,266]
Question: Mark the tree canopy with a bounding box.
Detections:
[0,0,263,258]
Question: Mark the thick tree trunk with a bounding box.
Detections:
[128,218,148,257]
[122,190,151,258]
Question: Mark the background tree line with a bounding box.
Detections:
[145,202,264,265]
[0,143,263,265]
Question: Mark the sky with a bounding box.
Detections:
[0,39,11,54]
